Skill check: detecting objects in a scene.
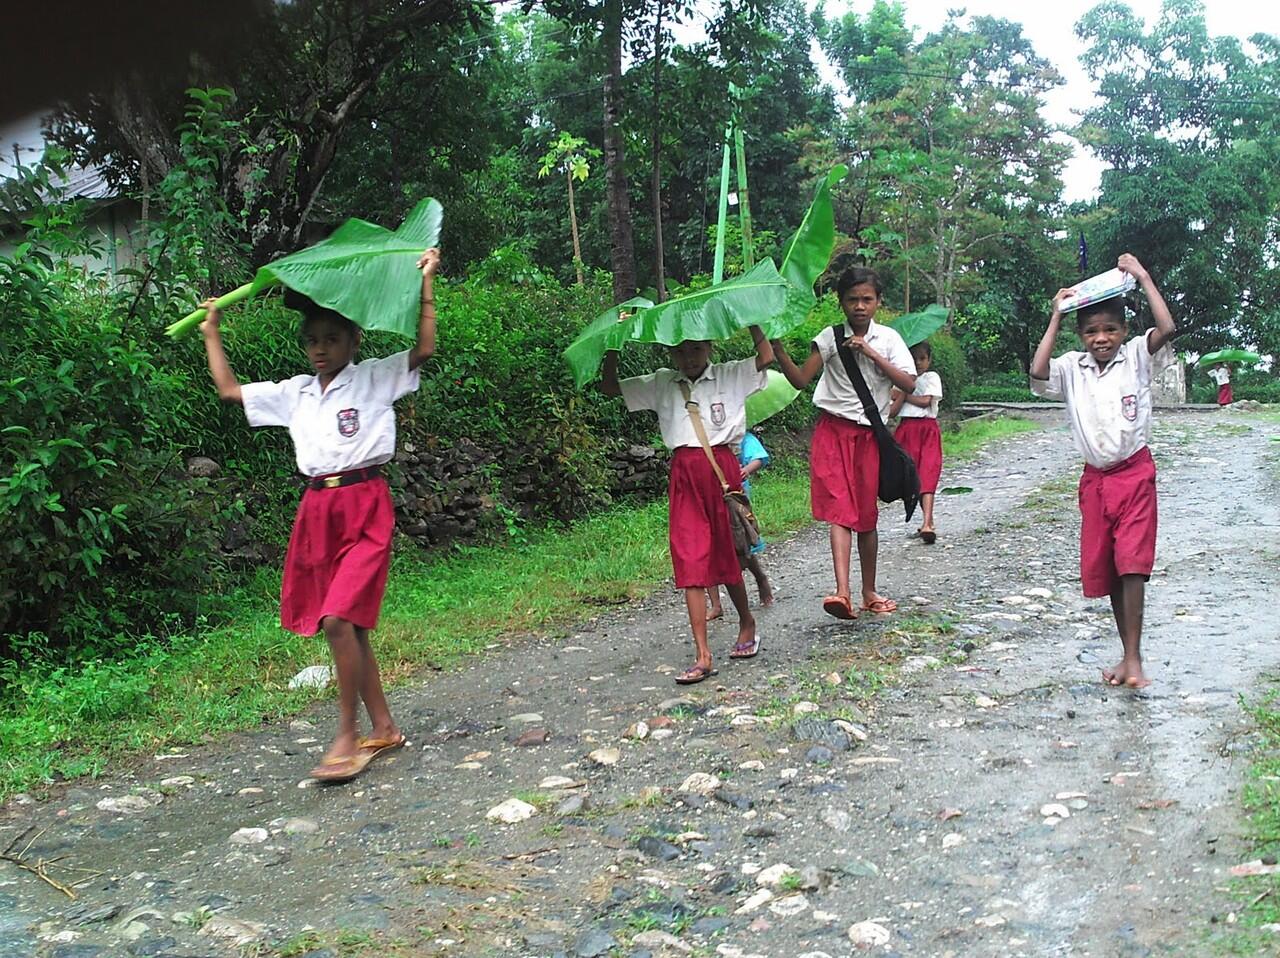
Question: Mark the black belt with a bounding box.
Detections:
[304,465,383,490]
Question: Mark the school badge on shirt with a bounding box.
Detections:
[710,402,726,427]
[1121,395,1137,422]
[337,408,360,437]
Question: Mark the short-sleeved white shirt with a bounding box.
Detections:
[619,357,766,450]
[241,350,420,476]
[1208,366,1230,386]
[1030,329,1174,469]
[898,370,942,419]
[811,320,916,424]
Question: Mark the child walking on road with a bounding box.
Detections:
[771,266,917,620]
[1208,363,1233,406]
[1030,253,1176,688]
[708,430,775,618]
[890,341,944,544]
[601,333,773,684]
[198,248,442,782]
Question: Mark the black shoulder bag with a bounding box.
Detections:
[831,325,921,522]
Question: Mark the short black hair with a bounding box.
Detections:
[836,266,884,298]
[909,340,932,360]
[285,288,360,339]
[1075,297,1126,328]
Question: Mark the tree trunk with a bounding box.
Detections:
[649,0,667,302]
[602,0,636,302]
[568,170,585,286]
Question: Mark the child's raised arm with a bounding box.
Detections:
[200,301,243,405]
[1117,253,1175,354]
[770,338,823,389]
[1030,289,1072,381]
[409,247,441,371]
[749,326,774,371]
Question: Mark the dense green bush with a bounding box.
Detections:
[924,330,969,412]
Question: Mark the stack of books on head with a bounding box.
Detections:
[1061,268,1136,313]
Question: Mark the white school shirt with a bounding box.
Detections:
[811,320,917,425]
[1208,366,1230,386]
[898,370,943,419]
[1029,329,1174,469]
[241,350,420,477]
[619,357,766,450]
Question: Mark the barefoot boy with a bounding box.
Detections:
[1030,253,1176,688]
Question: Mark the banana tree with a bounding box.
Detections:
[538,132,600,286]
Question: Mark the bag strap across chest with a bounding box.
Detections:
[678,380,731,493]
[831,324,889,438]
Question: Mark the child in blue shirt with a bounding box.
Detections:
[709,430,774,618]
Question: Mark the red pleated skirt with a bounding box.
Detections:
[668,446,744,589]
[280,477,395,635]
[1217,383,1233,405]
[895,417,943,494]
[810,412,880,533]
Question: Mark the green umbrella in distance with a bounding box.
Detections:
[1195,348,1263,366]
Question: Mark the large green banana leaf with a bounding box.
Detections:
[746,369,800,427]
[1196,348,1262,366]
[166,199,443,339]
[885,303,949,347]
[564,260,792,388]
[564,165,848,386]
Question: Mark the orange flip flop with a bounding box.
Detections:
[860,597,898,614]
[822,595,857,620]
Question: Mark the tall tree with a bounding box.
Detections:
[1075,0,1280,354]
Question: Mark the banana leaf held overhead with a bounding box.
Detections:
[1195,348,1263,366]
[563,165,848,388]
[166,199,443,339]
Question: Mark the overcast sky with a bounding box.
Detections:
[811,0,1280,201]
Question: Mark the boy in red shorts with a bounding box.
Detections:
[1030,253,1176,688]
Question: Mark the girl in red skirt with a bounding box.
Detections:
[890,341,944,543]
[600,332,773,684]
[198,247,441,782]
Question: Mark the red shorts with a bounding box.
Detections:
[810,412,879,533]
[668,446,744,589]
[1217,383,1233,405]
[894,417,943,494]
[1078,447,1157,598]
[281,477,395,634]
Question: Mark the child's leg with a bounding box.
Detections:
[857,529,896,612]
[919,493,936,532]
[707,585,724,620]
[1104,575,1149,688]
[724,581,758,654]
[829,523,854,597]
[320,615,365,760]
[745,555,773,605]
[354,626,400,742]
[683,587,714,671]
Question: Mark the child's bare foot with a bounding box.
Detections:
[707,604,724,621]
[758,582,774,607]
[1102,658,1151,689]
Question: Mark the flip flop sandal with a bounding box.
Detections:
[310,750,376,784]
[822,595,857,620]
[860,597,898,614]
[674,664,718,685]
[729,635,761,659]
[920,530,937,545]
[357,733,407,764]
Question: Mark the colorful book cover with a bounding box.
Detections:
[1061,268,1136,313]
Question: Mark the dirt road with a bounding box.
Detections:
[2,410,1277,958]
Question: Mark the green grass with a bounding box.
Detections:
[942,415,1041,462]
[0,416,1034,800]
[1211,681,1280,954]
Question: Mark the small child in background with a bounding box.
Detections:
[890,341,943,543]
[708,429,774,618]
[1208,363,1233,405]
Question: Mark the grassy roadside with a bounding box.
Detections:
[0,415,1040,800]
